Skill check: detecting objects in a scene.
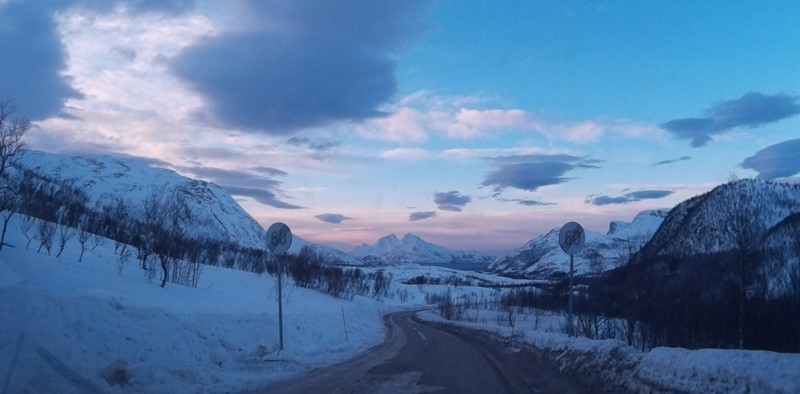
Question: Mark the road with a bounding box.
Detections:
[261,310,593,394]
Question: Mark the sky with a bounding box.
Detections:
[2,0,800,254]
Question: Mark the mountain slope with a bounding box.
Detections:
[350,233,492,265]
[635,179,800,261]
[489,209,668,279]
[17,150,269,250]
[15,150,360,264]
[595,179,800,351]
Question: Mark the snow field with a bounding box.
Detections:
[0,215,392,393]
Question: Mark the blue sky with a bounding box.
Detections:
[2,0,800,254]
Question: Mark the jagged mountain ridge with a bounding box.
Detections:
[489,209,669,279]
[349,233,493,265]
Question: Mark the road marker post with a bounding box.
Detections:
[559,221,585,337]
[266,222,292,351]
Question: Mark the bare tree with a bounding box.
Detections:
[78,227,93,262]
[37,219,56,255]
[55,221,74,258]
[20,216,37,249]
[141,187,192,287]
[725,184,766,349]
[0,100,29,250]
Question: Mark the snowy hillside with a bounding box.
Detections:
[0,214,390,393]
[14,150,354,263]
[630,179,800,299]
[489,209,668,279]
[637,179,800,260]
[349,233,493,266]
[16,150,268,250]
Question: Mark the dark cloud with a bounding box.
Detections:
[586,190,673,206]
[409,211,436,221]
[0,1,83,120]
[170,0,432,134]
[315,213,353,224]
[119,0,196,15]
[225,186,302,209]
[653,156,692,166]
[0,0,196,120]
[661,93,800,147]
[482,154,597,192]
[175,165,302,209]
[434,191,471,212]
[740,139,800,180]
[249,166,288,177]
[517,199,557,206]
[287,137,311,146]
[287,136,341,152]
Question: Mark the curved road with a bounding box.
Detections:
[261,311,592,394]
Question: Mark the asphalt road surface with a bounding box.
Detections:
[261,310,594,394]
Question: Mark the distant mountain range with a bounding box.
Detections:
[20,151,796,286]
[488,210,669,279]
[349,233,493,266]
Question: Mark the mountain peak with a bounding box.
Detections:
[491,209,668,279]
[349,232,491,265]
[402,233,423,242]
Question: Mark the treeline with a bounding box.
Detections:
[283,246,392,300]
[1,151,400,300]
[595,247,800,353]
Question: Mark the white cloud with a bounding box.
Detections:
[381,148,429,160]
[441,146,559,159]
[360,91,662,144]
[367,107,429,143]
[444,108,536,138]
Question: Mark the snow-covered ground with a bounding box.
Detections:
[0,215,397,393]
[418,309,800,394]
[4,209,799,393]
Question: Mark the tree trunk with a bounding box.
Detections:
[0,214,9,250]
[739,252,745,349]
[160,256,168,288]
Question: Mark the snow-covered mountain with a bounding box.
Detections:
[349,233,493,265]
[17,150,268,249]
[635,179,800,261]
[289,235,364,265]
[489,209,669,279]
[14,150,363,262]
[630,179,800,298]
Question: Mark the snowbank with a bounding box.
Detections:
[418,310,800,394]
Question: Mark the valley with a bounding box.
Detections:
[1,150,799,393]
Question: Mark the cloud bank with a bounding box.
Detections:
[315,213,353,224]
[740,139,800,180]
[661,92,800,147]
[482,154,599,192]
[0,0,197,120]
[586,190,673,206]
[175,165,302,209]
[0,1,83,120]
[170,0,432,134]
